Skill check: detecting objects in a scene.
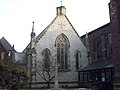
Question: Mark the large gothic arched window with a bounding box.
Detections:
[55,33,70,70]
[42,48,51,70]
[75,50,81,69]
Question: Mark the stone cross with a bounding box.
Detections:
[54,59,60,89]
[58,22,65,28]
[60,0,63,6]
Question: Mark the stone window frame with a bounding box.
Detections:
[42,48,51,70]
[55,33,70,71]
[75,50,81,70]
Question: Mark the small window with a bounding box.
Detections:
[95,38,102,60]
[75,51,81,69]
[1,52,4,60]
[42,48,51,70]
[107,33,112,57]
[8,51,11,56]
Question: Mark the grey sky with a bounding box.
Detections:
[0,0,110,52]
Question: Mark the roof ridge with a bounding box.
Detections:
[36,16,58,41]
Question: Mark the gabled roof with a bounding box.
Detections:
[35,15,80,41]
[0,37,16,52]
[23,16,58,52]
[81,23,110,38]
[80,60,113,71]
[36,16,57,41]
[23,14,81,52]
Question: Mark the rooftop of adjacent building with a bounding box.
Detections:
[0,37,16,52]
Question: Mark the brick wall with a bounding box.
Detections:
[81,0,120,89]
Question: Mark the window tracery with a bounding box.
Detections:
[55,33,70,70]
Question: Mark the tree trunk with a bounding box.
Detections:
[47,81,50,89]
[1,84,4,90]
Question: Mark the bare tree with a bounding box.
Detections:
[36,58,56,88]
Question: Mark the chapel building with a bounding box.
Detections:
[23,6,88,88]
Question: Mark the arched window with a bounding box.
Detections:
[55,33,70,70]
[42,48,51,70]
[75,50,81,69]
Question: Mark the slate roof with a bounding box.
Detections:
[35,16,57,41]
[80,60,113,71]
[0,37,16,52]
[15,52,26,62]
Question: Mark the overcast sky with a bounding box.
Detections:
[0,0,110,52]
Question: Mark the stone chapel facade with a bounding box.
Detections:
[23,6,88,88]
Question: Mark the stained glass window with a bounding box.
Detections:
[42,48,51,70]
[55,33,70,70]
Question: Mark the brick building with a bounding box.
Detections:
[0,37,16,62]
[0,37,26,71]
[79,0,120,90]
